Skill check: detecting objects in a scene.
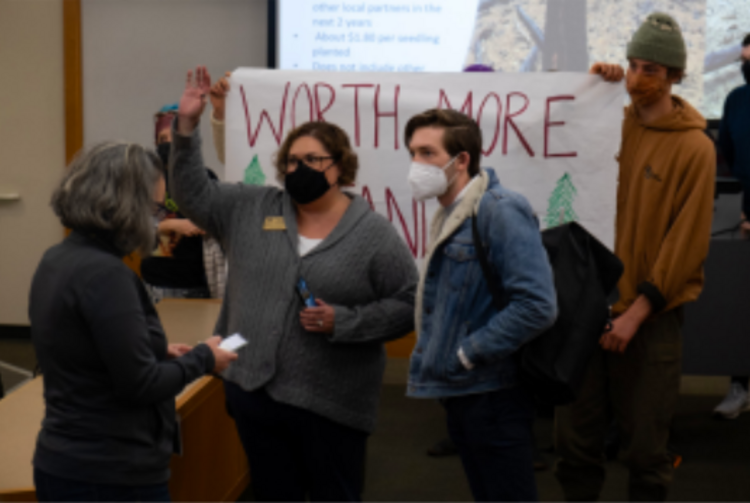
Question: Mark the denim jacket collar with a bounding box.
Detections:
[415,169,493,335]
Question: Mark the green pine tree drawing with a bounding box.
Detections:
[244,154,266,186]
[545,173,578,228]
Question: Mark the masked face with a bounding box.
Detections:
[626,69,670,109]
[407,156,458,202]
[284,159,333,205]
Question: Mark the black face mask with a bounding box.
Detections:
[285,159,333,204]
[156,142,171,167]
[742,60,750,85]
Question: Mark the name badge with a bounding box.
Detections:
[263,216,287,231]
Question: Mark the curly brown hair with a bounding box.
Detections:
[274,122,359,186]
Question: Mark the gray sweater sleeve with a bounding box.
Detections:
[169,122,264,241]
[330,226,418,344]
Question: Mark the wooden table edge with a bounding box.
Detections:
[0,486,36,502]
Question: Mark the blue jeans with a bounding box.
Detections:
[224,381,367,502]
[34,468,170,502]
[443,386,538,502]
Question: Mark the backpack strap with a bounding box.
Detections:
[471,212,505,311]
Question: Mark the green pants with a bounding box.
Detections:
[554,309,683,501]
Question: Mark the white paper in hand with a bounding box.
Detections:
[219,333,248,352]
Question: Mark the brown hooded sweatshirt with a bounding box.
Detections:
[614,96,715,316]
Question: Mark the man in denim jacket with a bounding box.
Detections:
[405,109,557,501]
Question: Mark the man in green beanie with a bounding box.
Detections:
[555,12,715,501]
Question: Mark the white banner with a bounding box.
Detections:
[225,69,624,257]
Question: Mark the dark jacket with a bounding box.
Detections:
[29,231,215,486]
[140,168,219,290]
[718,84,750,217]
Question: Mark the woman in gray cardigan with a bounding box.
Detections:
[171,67,418,501]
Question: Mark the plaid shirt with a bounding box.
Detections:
[202,236,227,298]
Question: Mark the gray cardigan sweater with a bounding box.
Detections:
[169,126,417,432]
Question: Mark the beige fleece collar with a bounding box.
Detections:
[414,171,490,336]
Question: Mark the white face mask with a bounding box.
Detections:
[407,156,458,202]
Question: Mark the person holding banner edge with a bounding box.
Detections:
[405,107,558,501]
[208,71,231,165]
[555,12,716,501]
[170,66,418,502]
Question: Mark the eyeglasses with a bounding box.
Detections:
[152,202,170,221]
[284,155,336,169]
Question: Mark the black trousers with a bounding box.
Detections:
[34,469,170,502]
[731,376,749,389]
[443,386,538,502]
[555,311,683,502]
[224,381,367,502]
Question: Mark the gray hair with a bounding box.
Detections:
[51,141,163,256]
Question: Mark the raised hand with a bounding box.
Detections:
[210,71,232,121]
[178,66,212,136]
[590,62,625,83]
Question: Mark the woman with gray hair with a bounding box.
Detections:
[28,142,237,502]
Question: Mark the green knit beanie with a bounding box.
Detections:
[626,12,687,70]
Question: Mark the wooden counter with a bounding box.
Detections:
[0,376,44,502]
